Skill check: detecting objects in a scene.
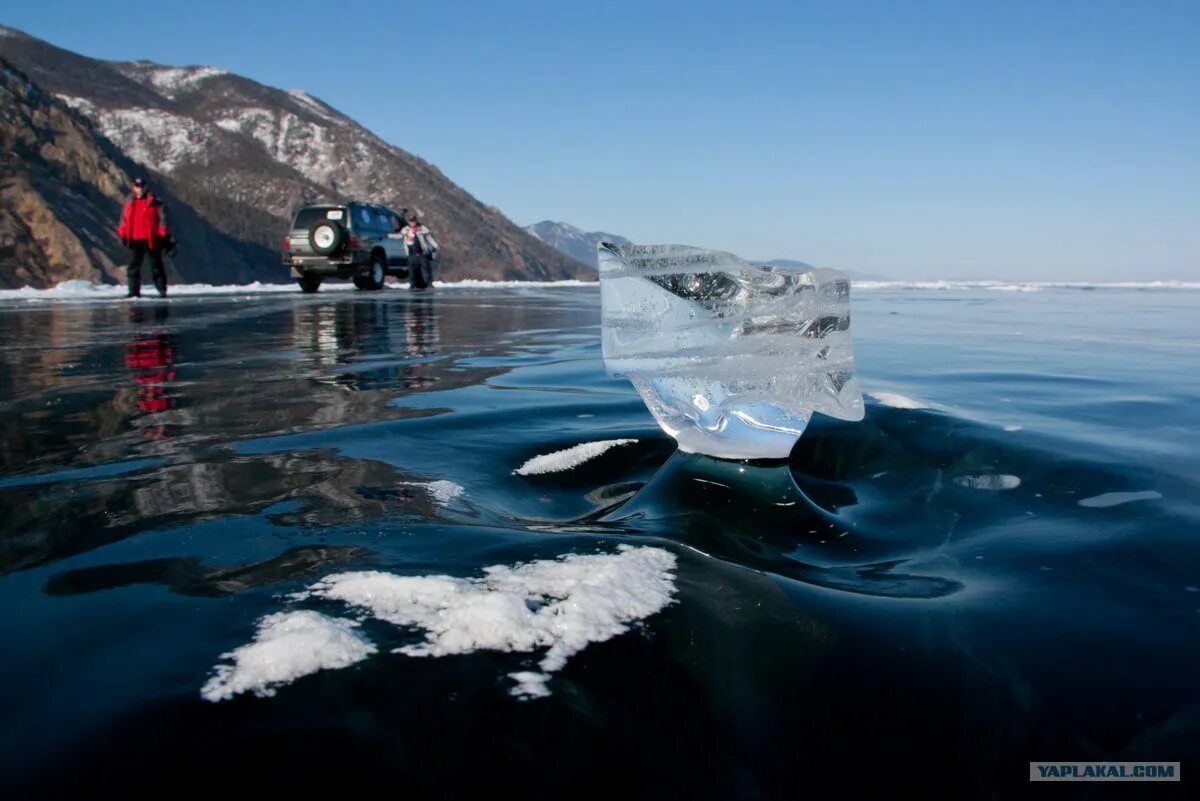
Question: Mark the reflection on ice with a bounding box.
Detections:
[599,242,864,460]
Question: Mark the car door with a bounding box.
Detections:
[383,210,409,267]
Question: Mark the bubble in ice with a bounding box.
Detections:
[599,242,864,459]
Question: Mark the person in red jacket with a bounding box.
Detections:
[117,177,171,297]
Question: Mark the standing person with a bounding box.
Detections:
[400,211,438,289]
[117,177,171,298]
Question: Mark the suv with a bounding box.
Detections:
[283,202,424,292]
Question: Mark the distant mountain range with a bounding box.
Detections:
[524,221,632,269]
[0,26,591,288]
[762,259,888,282]
[524,221,887,280]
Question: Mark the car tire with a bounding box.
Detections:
[298,273,322,293]
[309,220,345,256]
[359,253,386,291]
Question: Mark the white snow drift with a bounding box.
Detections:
[201,610,377,702]
[203,546,677,701]
[514,439,638,476]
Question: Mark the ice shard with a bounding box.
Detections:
[599,242,864,460]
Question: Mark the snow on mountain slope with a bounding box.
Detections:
[0,25,590,282]
[525,221,631,269]
[59,95,214,173]
[113,63,230,98]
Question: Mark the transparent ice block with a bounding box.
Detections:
[599,242,864,460]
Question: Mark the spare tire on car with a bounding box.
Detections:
[309,219,345,256]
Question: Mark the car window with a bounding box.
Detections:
[351,204,374,230]
[292,206,346,229]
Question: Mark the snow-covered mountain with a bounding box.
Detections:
[526,222,888,280]
[0,57,278,288]
[0,26,591,285]
[525,221,631,269]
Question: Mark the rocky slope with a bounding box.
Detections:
[0,26,591,287]
[0,57,277,288]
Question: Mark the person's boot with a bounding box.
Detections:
[152,266,167,297]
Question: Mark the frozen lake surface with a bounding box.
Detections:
[0,283,1197,797]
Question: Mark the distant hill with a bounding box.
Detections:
[0,26,591,287]
[525,223,887,280]
[525,221,631,270]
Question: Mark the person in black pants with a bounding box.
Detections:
[117,177,172,297]
[400,211,439,289]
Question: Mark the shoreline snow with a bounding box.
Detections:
[3,278,1198,303]
[0,278,598,302]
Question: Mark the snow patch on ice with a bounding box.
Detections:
[514,439,638,476]
[201,611,376,702]
[303,546,676,699]
[398,480,464,506]
[508,671,552,699]
[0,280,360,302]
[0,280,597,303]
[868,391,928,410]
[1078,490,1162,508]
[434,279,597,288]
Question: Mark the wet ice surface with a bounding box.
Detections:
[599,243,863,459]
[1,285,1199,798]
[1077,490,1164,508]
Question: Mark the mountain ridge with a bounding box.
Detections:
[525,220,888,280]
[524,221,631,269]
[0,25,592,287]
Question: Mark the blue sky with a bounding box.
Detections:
[5,0,1199,279]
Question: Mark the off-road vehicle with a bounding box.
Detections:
[283,202,428,292]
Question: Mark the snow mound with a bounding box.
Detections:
[201,611,376,702]
[514,439,638,476]
[306,546,676,699]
